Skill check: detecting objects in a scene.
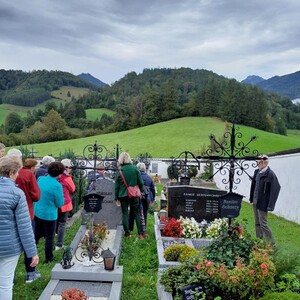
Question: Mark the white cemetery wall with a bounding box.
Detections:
[213,153,300,225]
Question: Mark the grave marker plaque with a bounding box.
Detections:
[180,283,204,300]
[83,193,103,213]
[168,186,226,222]
[219,192,243,218]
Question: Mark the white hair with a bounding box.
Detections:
[42,155,55,166]
[6,148,22,158]
[137,162,146,172]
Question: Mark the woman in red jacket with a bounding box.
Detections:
[55,159,76,250]
[15,158,41,283]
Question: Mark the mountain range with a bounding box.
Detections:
[242,71,300,100]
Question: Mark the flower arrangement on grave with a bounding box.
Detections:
[61,288,88,300]
[161,217,183,238]
[81,222,108,251]
[179,216,201,239]
[160,224,277,300]
[202,218,228,239]
[161,216,229,240]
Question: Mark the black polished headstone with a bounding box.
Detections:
[219,192,243,218]
[168,185,227,222]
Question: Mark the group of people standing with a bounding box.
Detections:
[0,144,75,300]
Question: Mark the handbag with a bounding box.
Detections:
[119,170,142,198]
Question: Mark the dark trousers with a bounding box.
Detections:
[56,211,69,247]
[25,219,36,273]
[120,197,142,236]
[34,216,56,262]
[129,197,149,231]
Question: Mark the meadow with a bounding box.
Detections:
[10,117,300,158]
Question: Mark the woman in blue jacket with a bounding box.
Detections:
[35,162,65,263]
[0,156,39,300]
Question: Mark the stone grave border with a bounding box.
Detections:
[38,224,123,300]
[154,212,213,300]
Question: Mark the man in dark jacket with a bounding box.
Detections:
[249,155,281,244]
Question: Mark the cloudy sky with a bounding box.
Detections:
[1,0,299,85]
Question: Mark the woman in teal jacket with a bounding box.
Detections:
[115,152,144,239]
[35,162,65,263]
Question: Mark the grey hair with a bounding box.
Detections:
[0,143,5,150]
[118,152,132,166]
[6,148,22,158]
[0,156,23,177]
[137,162,146,172]
[42,155,55,166]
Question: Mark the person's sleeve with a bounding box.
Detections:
[137,170,144,191]
[64,176,76,193]
[267,172,281,211]
[28,173,41,202]
[114,172,120,200]
[15,192,37,258]
[150,178,156,202]
[54,183,65,208]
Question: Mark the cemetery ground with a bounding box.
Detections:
[13,195,300,300]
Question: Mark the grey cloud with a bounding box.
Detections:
[0,0,299,82]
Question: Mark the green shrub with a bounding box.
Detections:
[259,291,300,300]
[163,244,197,262]
[178,247,199,263]
[163,244,186,261]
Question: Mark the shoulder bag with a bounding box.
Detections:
[119,170,142,198]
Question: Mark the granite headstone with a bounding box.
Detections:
[168,185,227,222]
[84,177,122,229]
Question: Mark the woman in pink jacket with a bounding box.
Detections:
[55,159,76,250]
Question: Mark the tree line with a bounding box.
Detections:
[77,68,300,135]
[1,67,300,146]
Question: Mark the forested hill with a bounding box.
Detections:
[0,69,97,107]
[77,67,300,135]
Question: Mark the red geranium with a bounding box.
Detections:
[161,217,183,238]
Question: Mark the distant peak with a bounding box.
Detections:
[241,75,266,85]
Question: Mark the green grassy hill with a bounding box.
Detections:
[85,108,115,121]
[0,86,90,124]
[16,117,300,158]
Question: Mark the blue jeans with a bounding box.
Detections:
[0,254,20,300]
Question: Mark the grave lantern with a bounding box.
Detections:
[159,209,168,223]
[101,248,116,271]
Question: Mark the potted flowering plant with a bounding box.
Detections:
[61,288,88,300]
[81,222,108,251]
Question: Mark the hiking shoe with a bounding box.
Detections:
[26,272,41,283]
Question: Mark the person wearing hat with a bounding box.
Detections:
[249,154,281,244]
[35,155,55,179]
[55,159,76,250]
